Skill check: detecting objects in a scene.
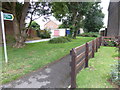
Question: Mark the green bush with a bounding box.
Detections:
[106,41,117,47]
[78,32,100,37]
[36,30,51,39]
[40,30,51,39]
[49,36,72,43]
[110,61,120,86]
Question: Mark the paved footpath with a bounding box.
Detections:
[25,39,50,44]
[2,54,71,88]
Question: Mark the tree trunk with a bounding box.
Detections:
[12,2,30,48]
[20,2,30,31]
[73,30,77,39]
[13,15,26,48]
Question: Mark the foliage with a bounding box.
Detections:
[1,37,94,84]
[106,41,117,47]
[30,21,40,30]
[2,2,51,48]
[49,36,71,43]
[36,30,51,39]
[2,2,30,48]
[103,38,117,47]
[40,30,51,39]
[116,37,120,58]
[110,61,120,86]
[59,24,68,29]
[51,2,94,38]
[110,37,120,87]
[79,32,100,37]
[27,2,51,28]
[84,2,104,32]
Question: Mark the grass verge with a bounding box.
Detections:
[1,37,94,84]
[76,46,117,88]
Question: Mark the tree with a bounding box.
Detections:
[27,2,51,30]
[83,2,104,32]
[51,2,94,38]
[30,21,40,30]
[30,21,40,37]
[2,1,51,48]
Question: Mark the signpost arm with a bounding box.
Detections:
[1,11,8,63]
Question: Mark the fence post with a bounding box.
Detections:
[70,48,77,88]
[98,37,101,48]
[98,37,100,48]
[99,37,102,46]
[85,43,89,68]
[92,40,95,58]
[96,38,98,52]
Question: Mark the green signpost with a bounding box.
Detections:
[3,13,14,21]
[1,12,14,63]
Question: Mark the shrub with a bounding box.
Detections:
[110,61,120,86]
[78,32,100,37]
[40,30,51,39]
[103,40,117,47]
[106,41,117,47]
[49,36,72,43]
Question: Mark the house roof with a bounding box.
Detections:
[44,20,58,26]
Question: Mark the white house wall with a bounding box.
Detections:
[80,28,84,34]
[50,29,66,38]
[59,29,66,36]
[50,29,54,38]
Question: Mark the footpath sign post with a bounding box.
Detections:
[1,11,14,63]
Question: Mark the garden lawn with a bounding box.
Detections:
[76,46,117,88]
[1,37,94,84]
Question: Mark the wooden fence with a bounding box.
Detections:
[102,36,117,46]
[70,37,102,88]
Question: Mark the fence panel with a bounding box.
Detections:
[70,37,102,88]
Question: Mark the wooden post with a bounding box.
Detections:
[100,37,102,46]
[98,37,100,48]
[96,38,98,52]
[85,43,89,68]
[98,37,101,48]
[92,40,95,58]
[99,37,101,46]
[70,48,77,88]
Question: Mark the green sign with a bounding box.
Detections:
[3,13,14,21]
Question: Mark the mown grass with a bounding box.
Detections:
[1,37,95,84]
[76,46,117,88]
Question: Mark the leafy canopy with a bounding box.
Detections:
[51,2,94,38]
[30,21,40,30]
[84,2,104,32]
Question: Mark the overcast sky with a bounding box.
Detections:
[100,0,110,28]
